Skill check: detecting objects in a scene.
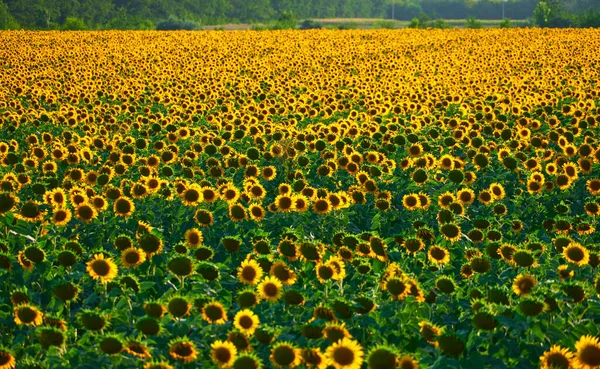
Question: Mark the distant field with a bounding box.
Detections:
[203,18,529,30]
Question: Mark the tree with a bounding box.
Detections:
[0,0,19,29]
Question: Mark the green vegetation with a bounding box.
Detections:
[1,0,600,30]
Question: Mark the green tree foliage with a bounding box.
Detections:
[0,0,20,29]
[2,0,600,29]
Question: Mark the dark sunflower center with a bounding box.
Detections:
[567,248,584,261]
[334,346,355,366]
[78,205,94,220]
[184,190,200,202]
[318,266,334,280]
[231,206,245,219]
[315,200,329,211]
[215,348,231,363]
[128,343,146,354]
[21,202,40,218]
[430,247,446,260]
[174,343,193,356]
[278,197,292,209]
[387,279,407,295]
[580,345,600,366]
[205,305,224,320]
[55,211,68,222]
[187,233,200,245]
[18,307,37,323]
[273,266,291,281]
[274,346,295,366]
[242,266,257,281]
[116,199,132,213]
[405,197,417,207]
[125,251,140,264]
[369,349,396,369]
[239,315,254,329]
[92,260,110,276]
[546,353,570,369]
[263,283,279,297]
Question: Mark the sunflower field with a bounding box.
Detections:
[1,28,600,369]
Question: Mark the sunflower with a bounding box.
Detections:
[248,204,265,221]
[323,322,351,343]
[402,193,420,211]
[428,245,450,265]
[383,276,409,300]
[587,179,600,196]
[316,262,336,284]
[17,251,33,271]
[184,228,203,247]
[229,204,247,222]
[15,200,45,223]
[14,304,43,326]
[265,259,294,283]
[221,184,241,204]
[302,348,327,369]
[202,301,228,325]
[313,198,332,214]
[86,253,118,283]
[138,232,164,257]
[234,309,260,335]
[325,338,364,369]
[238,259,264,285]
[419,320,443,346]
[75,202,97,223]
[169,338,197,364]
[211,340,238,368]
[232,353,263,369]
[181,184,204,206]
[489,183,506,200]
[540,345,574,369]
[271,342,302,368]
[202,186,219,203]
[51,207,72,227]
[437,191,455,209]
[512,274,537,296]
[262,166,277,181]
[440,223,461,243]
[563,243,590,266]
[195,209,214,227]
[114,197,135,217]
[125,341,152,359]
[397,355,419,369]
[367,346,397,369]
[275,194,296,213]
[44,188,67,208]
[121,248,146,268]
[257,276,283,302]
[574,335,600,369]
[294,194,310,212]
[456,188,475,205]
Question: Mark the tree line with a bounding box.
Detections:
[1,0,600,30]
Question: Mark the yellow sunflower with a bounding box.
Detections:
[86,253,118,283]
[237,259,264,285]
[325,338,364,369]
[257,276,283,303]
[574,335,600,369]
[211,340,238,368]
[233,309,260,335]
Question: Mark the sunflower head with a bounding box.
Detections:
[169,337,198,364]
[211,340,238,368]
[325,337,364,369]
[367,345,397,369]
[270,342,302,368]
